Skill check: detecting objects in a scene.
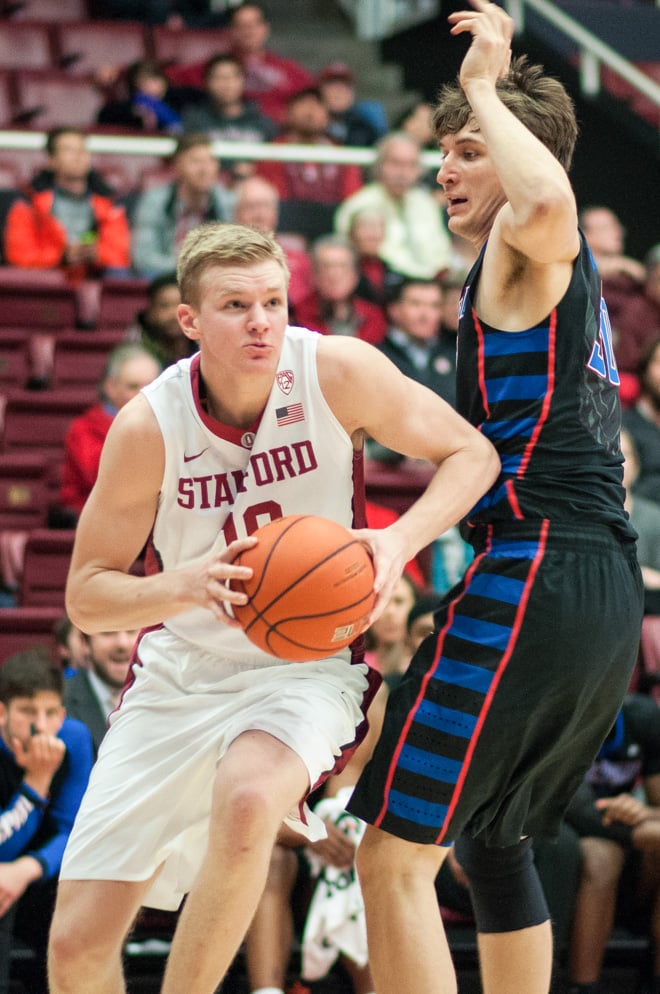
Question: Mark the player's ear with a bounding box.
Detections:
[178,303,200,340]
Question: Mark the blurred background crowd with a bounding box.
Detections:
[0,1,658,993]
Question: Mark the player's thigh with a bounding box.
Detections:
[50,877,156,956]
[212,729,311,822]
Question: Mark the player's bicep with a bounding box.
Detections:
[353,350,477,464]
[71,396,164,574]
[498,198,579,265]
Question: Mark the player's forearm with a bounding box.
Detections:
[463,78,574,223]
[65,566,198,634]
[394,435,500,561]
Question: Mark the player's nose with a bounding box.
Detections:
[246,303,270,332]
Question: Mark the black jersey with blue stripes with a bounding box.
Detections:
[456,233,635,540]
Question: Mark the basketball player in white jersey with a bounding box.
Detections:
[47,222,499,994]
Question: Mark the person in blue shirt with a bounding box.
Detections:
[0,647,93,994]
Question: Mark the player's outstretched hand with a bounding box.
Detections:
[448,0,513,90]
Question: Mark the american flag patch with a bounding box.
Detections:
[276,402,304,426]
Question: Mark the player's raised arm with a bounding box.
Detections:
[445,0,578,265]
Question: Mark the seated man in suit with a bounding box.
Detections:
[64,630,140,757]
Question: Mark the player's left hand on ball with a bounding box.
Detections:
[350,525,408,624]
[204,536,257,626]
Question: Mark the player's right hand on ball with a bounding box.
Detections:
[203,536,257,626]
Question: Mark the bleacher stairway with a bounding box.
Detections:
[258,0,423,129]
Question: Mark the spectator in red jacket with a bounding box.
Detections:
[4,127,131,282]
[232,174,314,309]
[166,1,315,125]
[256,88,363,207]
[55,344,160,526]
[291,234,387,345]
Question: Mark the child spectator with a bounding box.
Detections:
[317,62,386,148]
[0,648,93,994]
[97,59,184,134]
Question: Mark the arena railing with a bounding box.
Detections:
[505,0,660,145]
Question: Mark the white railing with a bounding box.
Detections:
[0,129,445,169]
[505,0,660,143]
[335,0,440,40]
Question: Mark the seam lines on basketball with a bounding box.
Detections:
[245,540,365,632]
[242,515,313,604]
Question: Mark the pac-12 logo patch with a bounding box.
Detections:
[276,369,294,395]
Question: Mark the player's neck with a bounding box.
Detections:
[200,370,268,429]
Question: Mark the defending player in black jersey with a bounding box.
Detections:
[348,4,644,994]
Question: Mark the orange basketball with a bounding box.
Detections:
[231,514,376,662]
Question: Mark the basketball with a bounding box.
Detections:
[231,514,376,662]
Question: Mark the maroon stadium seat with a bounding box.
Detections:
[0,22,55,71]
[53,20,148,75]
[152,25,229,68]
[0,452,50,530]
[0,269,78,328]
[52,328,125,390]
[0,605,62,664]
[0,330,30,389]
[13,68,103,129]
[20,527,75,607]
[97,278,149,329]
[4,0,90,21]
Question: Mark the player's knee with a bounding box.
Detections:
[355,826,386,894]
[49,913,105,972]
[578,836,625,887]
[454,835,549,933]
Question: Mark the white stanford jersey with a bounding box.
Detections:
[142,325,366,659]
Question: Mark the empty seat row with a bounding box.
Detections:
[0,327,127,390]
[0,274,149,330]
[0,20,231,74]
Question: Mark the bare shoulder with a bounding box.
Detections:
[96,392,164,490]
[477,216,579,330]
[316,335,398,427]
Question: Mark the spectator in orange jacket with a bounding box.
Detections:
[4,127,131,281]
[53,344,160,527]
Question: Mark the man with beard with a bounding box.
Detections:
[64,630,139,756]
[125,273,198,370]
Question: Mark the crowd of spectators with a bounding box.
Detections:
[0,1,659,993]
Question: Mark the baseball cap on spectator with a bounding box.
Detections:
[318,62,355,85]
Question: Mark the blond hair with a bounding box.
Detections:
[177,222,290,305]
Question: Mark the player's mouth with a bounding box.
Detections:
[447,197,468,215]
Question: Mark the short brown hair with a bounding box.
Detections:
[46,126,87,157]
[0,647,63,703]
[433,56,578,171]
[177,222,290,305]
